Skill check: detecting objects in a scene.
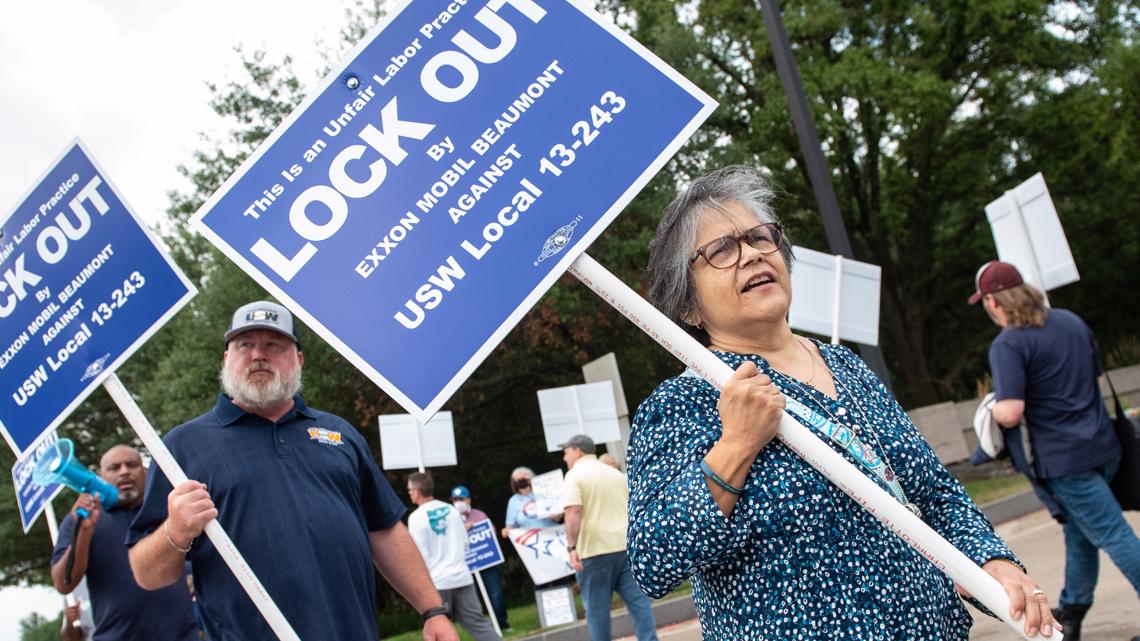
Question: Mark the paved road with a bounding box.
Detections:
[968,509,1140,640]
[620,509,1140,641]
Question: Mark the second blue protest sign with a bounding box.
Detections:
[192,0,715,418]
[466,519,505,572]
[11,430,63,532]
[0,142,196,454]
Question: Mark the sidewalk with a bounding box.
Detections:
[522,593,696,641]
[533,507,1140,641]
[968,509,1140,639]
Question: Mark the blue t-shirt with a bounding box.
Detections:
[989,308,1118,478]
[51,506,197,641]
[127,394,405,641]
[504,492,560,530]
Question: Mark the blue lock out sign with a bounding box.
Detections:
[191,0,715,420]
[0,142,195,455]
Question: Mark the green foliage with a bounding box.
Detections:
[600,0,1139,405]
[4,2,1138,632]
[19,612,62,641]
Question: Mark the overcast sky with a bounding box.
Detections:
[0,0,375,635]
[0,0,368,228]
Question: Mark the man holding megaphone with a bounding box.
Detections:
[49,444,198,641]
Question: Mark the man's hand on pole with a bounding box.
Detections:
[167,480,217,549]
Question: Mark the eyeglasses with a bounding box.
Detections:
[689,223,783,269]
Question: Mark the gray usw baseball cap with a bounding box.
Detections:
[224,301,300,347]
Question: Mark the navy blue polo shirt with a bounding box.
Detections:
[51,505,197,641]
[127,394,405,641]
[989,308,1118,478]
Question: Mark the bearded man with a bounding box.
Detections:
[127,301,457,641]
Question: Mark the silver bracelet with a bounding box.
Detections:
[164,521,193,554]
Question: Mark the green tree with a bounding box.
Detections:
[19,612,62,641]
[4,3,1137,632]
[603,0,1139,405]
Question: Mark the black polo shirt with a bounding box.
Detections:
[51,505,197,641]
[127,394,405,641]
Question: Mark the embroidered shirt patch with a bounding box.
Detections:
[307,427,343,446]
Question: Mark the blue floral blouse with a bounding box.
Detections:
[627,343,1019,640]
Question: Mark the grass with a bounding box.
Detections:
[963,474,1031,505]
[380,592,577,641]
[381,582,691,640]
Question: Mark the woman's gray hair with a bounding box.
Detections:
[509,466,535,493]
[647,166,792,344]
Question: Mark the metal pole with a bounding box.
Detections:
[759,0,892,386]
[831,255,843,344]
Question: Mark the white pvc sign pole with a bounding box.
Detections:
[472,572,502,638]
[412,418,425,474]
[570,386,586,435]
[44,502,61,544]
[567,253,1044,641]
[102,374,301,641]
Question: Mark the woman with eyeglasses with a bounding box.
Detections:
[625,166,1059,640]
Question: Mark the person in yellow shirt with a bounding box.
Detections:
[561,434,658,641]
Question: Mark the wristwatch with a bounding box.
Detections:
[420,604,450,623]
[567,545,577,552]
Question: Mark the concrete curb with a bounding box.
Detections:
[980,489,1045,525]
[511,492,1041,641]
[514,593,696,641]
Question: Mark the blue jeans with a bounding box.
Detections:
[1045,456,1140,607]
[479,566,509,629]
[577,551,658,641]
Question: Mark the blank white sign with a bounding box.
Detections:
[537,381,622,452]
[788,246,882,345]
[985,173,1079,291]
[377,412,457,470]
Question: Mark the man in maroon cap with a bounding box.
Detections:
[971,260,1140,640]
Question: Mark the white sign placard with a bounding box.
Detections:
[536,584,578,627]
[377,412,456,470]
[537,381,621,452]
[788,246,881,345]
[507,525,574,584]
[530,469,565,519]
[985,172,1079,292]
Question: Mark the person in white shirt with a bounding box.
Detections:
[407,473,502,641]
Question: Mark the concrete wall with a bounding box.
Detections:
[908,363,1140,464]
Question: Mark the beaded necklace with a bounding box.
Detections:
[772,355,922,519]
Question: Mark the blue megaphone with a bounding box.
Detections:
[33,438,118,518]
